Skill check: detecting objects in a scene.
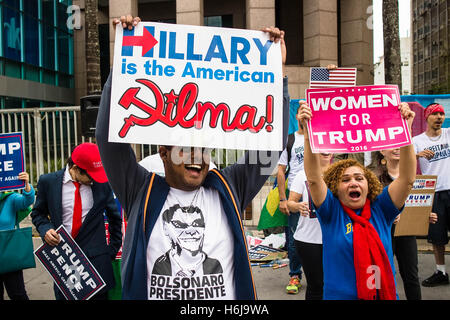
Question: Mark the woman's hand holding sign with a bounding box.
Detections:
[298,101,311,129]
[18,171,31,192]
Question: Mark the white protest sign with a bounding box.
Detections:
[109,22,283,151]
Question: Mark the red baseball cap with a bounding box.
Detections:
[71,143,108,183]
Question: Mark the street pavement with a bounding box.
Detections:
[12,236,450,300]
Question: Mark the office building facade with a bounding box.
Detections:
[73,0,373,101]
[412,0,450,94]
[0,0,75,109]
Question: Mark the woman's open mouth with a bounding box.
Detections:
[349,191,361,199]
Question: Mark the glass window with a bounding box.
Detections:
[24,17,39,66]
[3,6,21,61]
[24,65,40,81]
[4,96,22,109]
[24,0,39,17]
[25,99,42,108]
[58,30,71,74]
[58,73,73,88]
[204,15,233,28]
[43,69,56,85]
[57,1,70,31]
[42,0,55,23]
[3,0,20,10]
[204,16,222,27]
[43,25,56,69]
[4,59,21,78]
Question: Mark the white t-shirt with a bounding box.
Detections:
[413,128,450,192]
[278,132,305,189]
[289,171,322,244]
[146,186,236,300]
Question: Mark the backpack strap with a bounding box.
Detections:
[285,133,295,177]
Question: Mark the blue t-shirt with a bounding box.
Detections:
[315,186,401,300]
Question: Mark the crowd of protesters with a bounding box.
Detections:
[1,16,449,301]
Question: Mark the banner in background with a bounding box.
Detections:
[290,95,450,137]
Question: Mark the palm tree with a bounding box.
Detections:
[85,0,101,95]
[382,0,402,93]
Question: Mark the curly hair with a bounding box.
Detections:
[323,159,383,202]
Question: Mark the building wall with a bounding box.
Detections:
[411,0,450,94]
[86,0,373,101]
[0,0,75,108]
[373,37,412,95]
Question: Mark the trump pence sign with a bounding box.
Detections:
[306,85,412,153]
[109,22,283,151]
[0,132,25,191]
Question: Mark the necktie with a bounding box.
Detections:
[71,181,82,238]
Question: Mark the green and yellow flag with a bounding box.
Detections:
[257,181,288,230]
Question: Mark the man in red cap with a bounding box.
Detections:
[31,142,123,299]
[413,103,450,287]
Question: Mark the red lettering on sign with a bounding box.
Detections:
[117,79,274,138]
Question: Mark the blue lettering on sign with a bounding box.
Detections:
[186,33,202,61]
[204,35,228,63]
[169,31,184,60]
[121,27,274,66]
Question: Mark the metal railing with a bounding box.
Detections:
[0,106,85,185]
[0,106,264,224]
[0,106,248,185]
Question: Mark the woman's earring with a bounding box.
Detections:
[381,158,387,166]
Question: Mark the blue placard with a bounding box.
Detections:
[34,226,106,300]
[0,132,25,191]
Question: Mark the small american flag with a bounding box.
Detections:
[309,67,357,88]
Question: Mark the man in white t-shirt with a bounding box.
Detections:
[413,103,450,287]
[97,17,290,300]
[276,106,305,294]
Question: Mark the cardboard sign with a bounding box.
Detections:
[0,132,25,191]
[34,226,106,300]
[248,244,286,262]
[394,175,437,237]
[306,85,411,153]
[110,22,283,151]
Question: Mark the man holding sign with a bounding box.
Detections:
[413,103,450,287]
[96,17,289,300]
[31,143,122,300]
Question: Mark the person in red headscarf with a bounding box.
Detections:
[413,103,450,287]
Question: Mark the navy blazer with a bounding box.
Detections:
[31,168,123,294]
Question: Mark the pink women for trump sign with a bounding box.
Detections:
[306,85,412,153]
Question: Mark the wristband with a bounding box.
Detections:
[280,199,287,202]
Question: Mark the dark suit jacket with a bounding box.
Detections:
[31,168,123,294]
